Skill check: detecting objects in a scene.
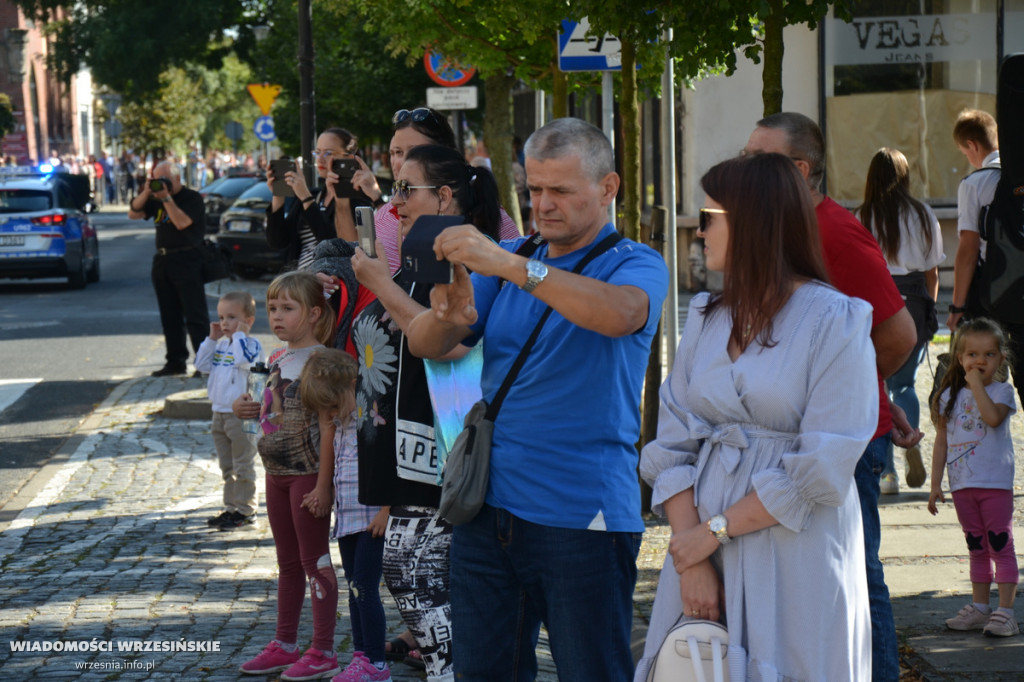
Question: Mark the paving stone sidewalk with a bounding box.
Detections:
[0,375,485,681]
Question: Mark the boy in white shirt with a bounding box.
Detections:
[195,291,264,530]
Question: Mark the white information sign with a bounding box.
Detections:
[426,86,478,110]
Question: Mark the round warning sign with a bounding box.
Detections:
[423,51,476,87]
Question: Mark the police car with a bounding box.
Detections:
[0,166,100,288]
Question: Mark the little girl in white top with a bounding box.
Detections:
[930,317,1018,637]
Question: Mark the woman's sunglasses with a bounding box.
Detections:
[392,107,447,132]
[698,207,727,231]
[393,179,439,201]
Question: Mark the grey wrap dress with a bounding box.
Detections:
[636,283,876,682]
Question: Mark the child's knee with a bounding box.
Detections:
[307,554,337,600]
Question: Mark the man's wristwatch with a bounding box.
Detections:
[522,259,548,293]
[161,197,171,203]
[948,303,966,314]
[707,514,732,545]
[372,195,386,209]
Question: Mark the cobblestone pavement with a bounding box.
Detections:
[1,316,1020,680]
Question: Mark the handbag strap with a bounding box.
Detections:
[485,230,623,420]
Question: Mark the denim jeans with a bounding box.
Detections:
[337,531,386,663]
[882,341,928,475]
[449,504,641,682]
[854,435,899,682]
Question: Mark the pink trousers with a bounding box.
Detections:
[951,487,1019,585]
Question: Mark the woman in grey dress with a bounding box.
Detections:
[636,153,875,681]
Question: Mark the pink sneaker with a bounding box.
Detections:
[281,648,342,681]
[239,641,301,675]
[331,652,392,682]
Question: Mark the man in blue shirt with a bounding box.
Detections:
[407,117,668,682]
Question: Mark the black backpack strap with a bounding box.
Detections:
[486,230,623,420]
[498,233,546,288]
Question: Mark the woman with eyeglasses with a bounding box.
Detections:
[347,107,519,275]
[343,144,500,682]
[636,153,874,681]
[265,127,363,271]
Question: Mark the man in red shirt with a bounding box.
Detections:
[745,112,917,682]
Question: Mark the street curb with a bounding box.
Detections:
[0,377,136,534]
[163,388,212,420]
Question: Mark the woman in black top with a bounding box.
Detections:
[266,127,359,270]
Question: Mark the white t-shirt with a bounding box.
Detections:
[857,203,944,275]
[939,380,1016,491]
[956,150,1000,261]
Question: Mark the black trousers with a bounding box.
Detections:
[151,251,209,366]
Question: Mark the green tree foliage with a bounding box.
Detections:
[339,0,579,234]
[248,0,435,154]
[12,0,266,99]
[116,68,207,159]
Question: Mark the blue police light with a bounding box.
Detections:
[38,163,53,173]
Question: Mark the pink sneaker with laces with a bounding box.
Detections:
[281,647,342,681]
[239,640,301,675]
[332,652,392,682]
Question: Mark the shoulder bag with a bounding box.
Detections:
[438,230,623,525]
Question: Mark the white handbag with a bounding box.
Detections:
[646,617,730,682]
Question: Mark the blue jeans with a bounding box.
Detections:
[883,341,927,475]
[337,531,386,663]
[854,435,899,682]
[450,505,641,682]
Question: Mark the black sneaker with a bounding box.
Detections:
[151,364,187,377]
[217,511,256,531]
[206,510,233,527]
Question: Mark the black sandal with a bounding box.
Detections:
[385,636,415,662]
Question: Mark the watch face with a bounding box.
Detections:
[527,260,547,278]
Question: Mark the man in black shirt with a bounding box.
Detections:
[128,161,209,376]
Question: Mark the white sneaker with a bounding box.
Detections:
[983,611,1020,637]
[879,473,900,495]
[945,603,990,630]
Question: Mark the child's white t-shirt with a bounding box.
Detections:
[939,381,1017,491]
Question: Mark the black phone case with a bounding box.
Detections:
[270,160,296,197]
[401,215,464,284]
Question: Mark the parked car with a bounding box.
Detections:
[216,183,288,279]
[0,167,100,288]
[200,173,263,233]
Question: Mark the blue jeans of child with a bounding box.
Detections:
[450,504,641,682]
[854,435,899,682]
[883,341,927,476]
[338,531,386,663]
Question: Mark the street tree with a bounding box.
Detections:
[0,94,15,140]
[116,68,206,163]
[247,0,435,155]
[12,0,267,100]
[343,0,579,234]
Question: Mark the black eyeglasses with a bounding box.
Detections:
[698,207,727,232]
[393,179,439,201]
[392,108,446,131]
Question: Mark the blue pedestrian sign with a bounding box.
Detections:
[253,116,276,142]
[558,18,622,72]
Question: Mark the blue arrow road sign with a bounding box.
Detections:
[254,116,276,142]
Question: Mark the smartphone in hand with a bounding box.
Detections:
[355,206,376,257]
[401,215,464,284]
[270,159,296,197]
[331,158,362,199]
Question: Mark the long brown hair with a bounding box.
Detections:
[930,317,1011,424]
[701,153,829,351]
[857,147,933,262]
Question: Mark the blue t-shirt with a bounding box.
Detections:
[467,224,668,532]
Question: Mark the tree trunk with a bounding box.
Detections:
[762,0,785,116]
[483,73,522,234]
[619,39,641,243]
[551,40,569,119]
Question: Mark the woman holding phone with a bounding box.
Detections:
[265,127,362,271]
[348,107,520,275]
[346,144,500,681]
